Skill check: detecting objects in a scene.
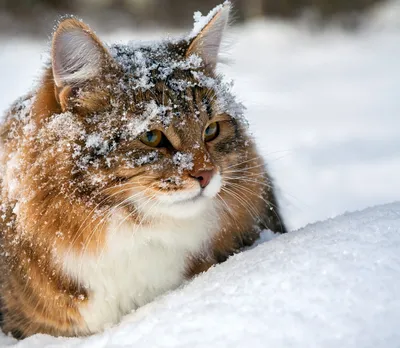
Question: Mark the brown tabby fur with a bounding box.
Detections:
[0,9,286,339]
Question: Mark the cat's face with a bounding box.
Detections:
[59,53,250,220]
[48,4,259,220]
[101,96,242,219]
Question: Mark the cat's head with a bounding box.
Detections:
[43,2,262,220]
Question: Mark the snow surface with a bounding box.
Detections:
[0,202,399,347]
[0,1,399,346]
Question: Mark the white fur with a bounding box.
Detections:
[135,173,222,219]
[2,151,22,201]
[202,172,222,198]
[57,180,221,334]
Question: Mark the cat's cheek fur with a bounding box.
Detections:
[57,210,219,333]
[202,172,222,198]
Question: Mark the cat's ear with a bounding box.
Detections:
[52,18,109,88]
[186,2,231,71]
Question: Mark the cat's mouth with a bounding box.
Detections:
[155,172,222,205]
[172,192,203,204]
[155,187,202,205]
[130,173,222,219]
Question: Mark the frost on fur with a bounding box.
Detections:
[187,1,231,70]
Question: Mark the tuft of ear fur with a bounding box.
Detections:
[52,18,109,87]
[186,2,231,71]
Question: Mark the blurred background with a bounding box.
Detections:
[0,0,395,36]
[0,0,399,230]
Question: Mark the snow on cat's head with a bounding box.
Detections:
[41,1,260,221]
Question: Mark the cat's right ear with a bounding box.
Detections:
[186,2,231,72]
[51,18,110,108]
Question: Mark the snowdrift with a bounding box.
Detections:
[1,202,399,347]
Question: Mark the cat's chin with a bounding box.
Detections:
[150,195,212,219]
[133,173,222,220]
[134,193,213,220]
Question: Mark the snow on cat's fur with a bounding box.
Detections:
[0,2,286,339]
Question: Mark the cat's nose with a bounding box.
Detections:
[190,169,214,188]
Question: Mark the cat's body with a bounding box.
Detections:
[0,2,286,339]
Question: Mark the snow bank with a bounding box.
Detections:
[1,202,399,347]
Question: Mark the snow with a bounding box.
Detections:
[108,38,243,123]
[0,202,399,347]
[125,100,171,136]
[190,1,229,39]
[172,152,194,173]
[0,1,399,346]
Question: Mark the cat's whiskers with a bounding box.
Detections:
[68,187,148,279]
[108,191,160,273]
[72,182,143,244]
[79,187,150,258]
[223,172,268,182]
[65,185,140,258]
[67,178,156,256]
[224,169,305,207]
[225,181,270,207]
[224,166,267,174]
[220,186,271,236]
[225,154,305,212]
[223,179,285,231]
[224,163,267,174]
[224,157,262,170]
[216,192,233,215]
[223,175,273,189]
[222,170,275,213]
[73,180,157,276]
[96,188,156,267]
[224,150,292,171]
[220,186,260,222]
[216,192,242,231]
[224,153,291,175]
[129,191,160,235]
[78,202,139,279]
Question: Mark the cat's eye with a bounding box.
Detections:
[140,130,164,147]
[204,122,219,142]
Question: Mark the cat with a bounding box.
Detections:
[0,1,286,339]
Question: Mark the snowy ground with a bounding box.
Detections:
[0,1,399,346]
[0,203,399,347]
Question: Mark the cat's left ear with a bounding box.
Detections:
[51,18,112,111]
[186,2,231,71]
[52,18,110,87]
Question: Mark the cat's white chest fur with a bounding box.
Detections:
[60,211,217,333]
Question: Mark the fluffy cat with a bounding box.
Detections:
[0,2,286,339]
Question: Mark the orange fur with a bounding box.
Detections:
[0,6,286,339]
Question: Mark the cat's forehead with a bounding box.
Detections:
[109,40,203,90]
[110,40,189,70]
[119,98,210,140]
[107,41,210,118]
[105,39,246,131]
